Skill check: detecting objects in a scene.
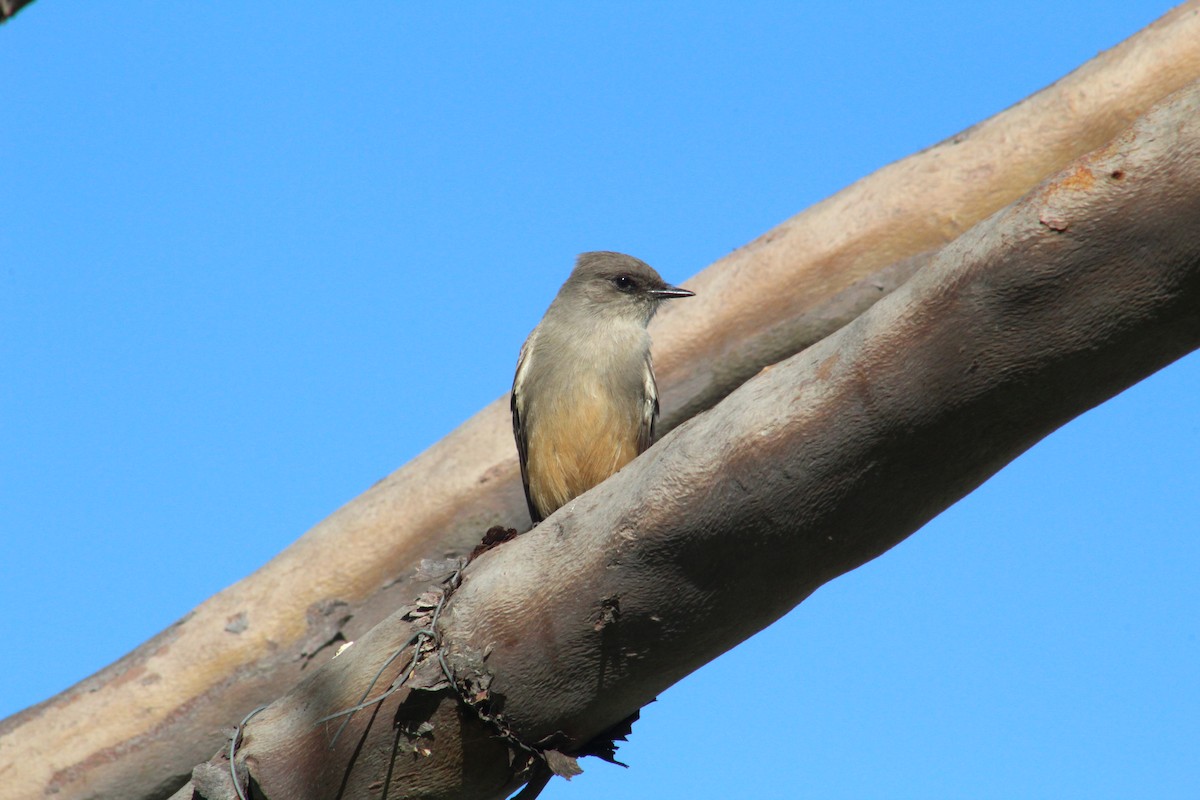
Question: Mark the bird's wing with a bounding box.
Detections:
[511,332,541,523]
[638,350,659,455]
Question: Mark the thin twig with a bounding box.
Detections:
[318,633,420,732]
[229,705,268,800]
[321,567,463,749]
[380,721,405,800]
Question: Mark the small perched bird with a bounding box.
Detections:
[512,251,694,524]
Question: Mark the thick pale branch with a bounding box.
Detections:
[196,80,1200,799]
[5,7,1200,798]
[444,77,1200,775]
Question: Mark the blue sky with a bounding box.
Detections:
[2,3,1196,798]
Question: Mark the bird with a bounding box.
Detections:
[511,251,694,524]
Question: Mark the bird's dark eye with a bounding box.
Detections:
[611,275,637,292]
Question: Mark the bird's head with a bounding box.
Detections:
[558,251,694,326]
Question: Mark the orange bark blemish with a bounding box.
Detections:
[816,352,840,382]
[1038,163,1102,232]
[1054,163,1097,193]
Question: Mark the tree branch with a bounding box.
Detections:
[194,79,1200,798]
[4,6,1200,798]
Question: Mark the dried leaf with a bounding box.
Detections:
[543,750,583,779]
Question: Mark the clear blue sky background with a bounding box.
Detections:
[3,3,1197,798]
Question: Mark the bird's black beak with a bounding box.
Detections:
[648,284,695,299]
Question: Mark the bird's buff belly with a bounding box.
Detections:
[525,393,640,519]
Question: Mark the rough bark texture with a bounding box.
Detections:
[188,80,1200,798]
[3,6,1200,799]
